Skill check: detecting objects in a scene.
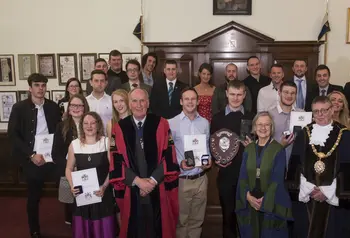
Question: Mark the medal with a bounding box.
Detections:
[314,160,325,174]
[256,168,260,178]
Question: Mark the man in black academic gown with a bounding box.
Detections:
[286,96,350,238]
[210,80,255,238]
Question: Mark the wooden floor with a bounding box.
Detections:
[0,197,223,238]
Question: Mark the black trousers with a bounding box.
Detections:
[24,162,55,234]
[218,183,239,238]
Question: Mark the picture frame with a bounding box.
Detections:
[0,55,16,86]
[347,8,350,44]
[0,91,17,122]
[37,54,56,78]
[122,53,142,71]
[57,53,78,86]
[213,0,252,15]
[51,90,65,104]
[18,54,36,80]
[98,53,110,67]
[18,90,50,101]
[80,53,97,82]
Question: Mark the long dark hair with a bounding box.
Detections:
[64,78,83,100]
[62,94,89,142]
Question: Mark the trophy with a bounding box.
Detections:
[210,128,240,165]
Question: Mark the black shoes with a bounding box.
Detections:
[31,232,41,238]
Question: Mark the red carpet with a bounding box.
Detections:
[0,197,72,238]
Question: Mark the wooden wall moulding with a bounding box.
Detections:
[144,20,323,217]
[144,21,323,88]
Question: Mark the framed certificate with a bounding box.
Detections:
[0,55,16,86]
[80,53,97,82]
[0,91,17,122]
[18,54,36,80]
[51,90,65,104]
[58,53,78,85]
[37,54,56,78]
[98,53,110,67]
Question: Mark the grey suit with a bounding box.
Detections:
[121,82,152,98]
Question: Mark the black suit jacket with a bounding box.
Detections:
[150,79,187,119]
[344,82,350,111]
[8,98,61,164]
[306,83,343,111]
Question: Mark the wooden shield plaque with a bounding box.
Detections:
[210,128,240,165]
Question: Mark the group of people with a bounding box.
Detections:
[7,49,350,238]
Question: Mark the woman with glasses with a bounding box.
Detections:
[236,112,293,238]
[328,91,350,128]
[66,112,115,238]
[58,78,84,117]
[52,94,89,225]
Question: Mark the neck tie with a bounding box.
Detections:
[168,82,174,105]
[296,79,305,109]
[132,83,138,89]
[137,121,143,149]
[321,89,326,96]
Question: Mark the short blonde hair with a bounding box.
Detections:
[252,111,275,136]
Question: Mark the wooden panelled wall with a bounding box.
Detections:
[0,21,322,196]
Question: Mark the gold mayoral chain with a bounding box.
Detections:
[305,126,347,174]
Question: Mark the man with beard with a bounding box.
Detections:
[286,96,350,238]
[243,56,271,114]
[141,52,158,87]
[210,80,255,238]
[109,88,180,238]
[268,81,303,164]
[288,59,315,111]
[211,63,253,116]
[8,73,61,238]
[257,64,285,112]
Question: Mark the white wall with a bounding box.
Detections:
[0,0,349,130]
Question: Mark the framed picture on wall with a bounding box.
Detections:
[0,55,16,86]
[18,90,50,101]
[213,0,252,15]
[37,54,56,78]
[18,54,36,80]
[57,53,78,86]
[51,90,65,104]
[347,8,350,44]
[0,91,17,122]
[98,53,110,67]
[80,53,97,82]
[122,53,142,71]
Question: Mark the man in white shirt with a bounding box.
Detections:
[86,70,112,133]
[286,96,350,238]
[257,64,284,112]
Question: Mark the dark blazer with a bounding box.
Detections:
[8,98,61,164]
[344,82,350,110]
[150,79,187,119]
[52,122,77,177]
[121,81,152,97]
[243,75,271,113]
[305,83,343,111]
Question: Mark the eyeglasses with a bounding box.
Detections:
[69,104,84,109]
[68,85,80,88]
[312,106,332,115]
[127,68,138,73]
[256,123,271,128]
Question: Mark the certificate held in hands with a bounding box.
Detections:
[34,134,54,162]
[71,168,102,207]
